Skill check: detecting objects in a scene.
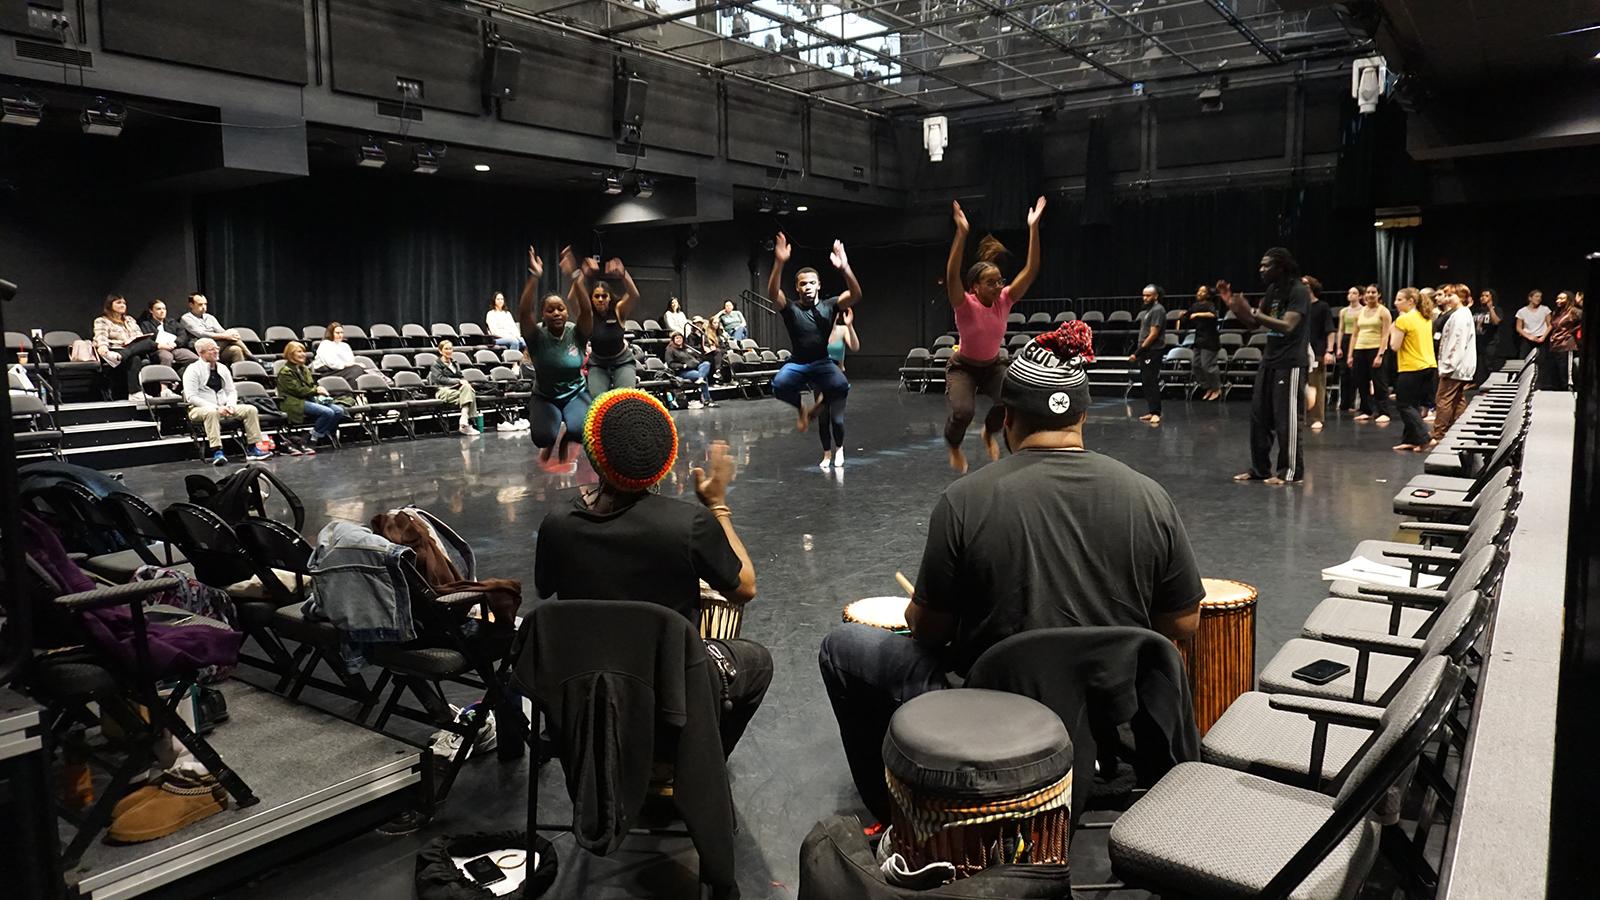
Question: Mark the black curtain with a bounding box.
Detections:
[197,175,567,332]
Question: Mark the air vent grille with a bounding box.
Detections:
[15,40,92,68]
[375,100,422,122]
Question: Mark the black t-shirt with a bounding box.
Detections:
[534,492,742,622]
[1305,298,1335,356]
[913,449,1205,676]
[780,295,840,363]
[1260,281,1312,369]
[1137,302,1166,358]
[1187,301,1220,351]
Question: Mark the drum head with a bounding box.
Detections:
[843,596,910,630]
[1200,578,1258,608]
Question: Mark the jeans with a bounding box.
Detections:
[772,358,849,408]
[585,359,638,398]
[528,390,591,450]
[301,400,348,439]
[818,624,952,823]
[493,336,526,352]
[709,638,774,756]
[675,362,713,404]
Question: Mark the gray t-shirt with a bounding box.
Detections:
[1516,304,1552,340]
[914,449,1205,675]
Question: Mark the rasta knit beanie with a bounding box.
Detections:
[582,389,678,491]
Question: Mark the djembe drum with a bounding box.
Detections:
[1174,578,1259,733]
[842,596,911,633]
[698,579,745,641]
[882,689,1073,878]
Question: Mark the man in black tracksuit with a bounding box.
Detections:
[1230,247,1310,484]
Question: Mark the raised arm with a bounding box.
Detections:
[1007,196,1047,302]
[605,257,641,322]
[767,232,791,310]
[518,244,545,337]
[840,308,860,352]
[832,240,863,309]
[946,200,970,310]
[570,256,597,339]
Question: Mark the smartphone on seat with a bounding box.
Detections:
[1291,659,1351,685]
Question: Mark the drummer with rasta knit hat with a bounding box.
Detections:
[818,323,1205,827]
[533,388,772,755]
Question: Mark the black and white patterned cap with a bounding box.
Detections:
[1000,322,1096,420]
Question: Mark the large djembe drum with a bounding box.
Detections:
[698,579,745,641]
[842,596,911,634]
[1174,577,1259,733]
[881,689,1073,878]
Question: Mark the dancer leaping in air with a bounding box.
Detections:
[767,232,863,467]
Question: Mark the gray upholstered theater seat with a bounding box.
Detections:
[1201,693,1377,785]
[1299,597,1433,642]
[1324,543,1497,603]
[1109,761,1380,899]
[81,544,193,581]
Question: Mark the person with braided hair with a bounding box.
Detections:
[534,389,772,755]
[942,195,1046,472]
[819,322,1203,826]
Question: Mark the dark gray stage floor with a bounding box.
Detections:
[112,381,1428,900]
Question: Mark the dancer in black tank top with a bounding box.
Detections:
[583,258,641,398]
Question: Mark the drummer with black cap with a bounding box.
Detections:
[817,322,1205,829]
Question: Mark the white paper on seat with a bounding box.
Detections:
[1320,557,1445,589]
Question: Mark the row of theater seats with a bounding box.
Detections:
[1101,357,1534,894]
[17,482,522,862]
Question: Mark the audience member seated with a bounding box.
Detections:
[181,293,252,364]
[663,296,689,336]
[276,340,348,455]
[485,292,525,351]
[817,324,1204,826]
[138,298,198,371]
[665,332,715,408]
[534,390,771,756]
[689,315,726,383]
[715,300,748,344]
[312,322,367,383]
[183,338,273,465]
[428,340,481,436]
[93,293,158,401]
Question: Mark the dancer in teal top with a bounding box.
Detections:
[519,243,593,462]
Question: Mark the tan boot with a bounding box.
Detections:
[107,773,227,844]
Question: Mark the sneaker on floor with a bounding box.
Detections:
[818,456,833,471]
[107,773,227,844]
[128,391,148,408]
[514,418,530,430]
[428,703,498,759]
[258,435,276,452]
[688,400,704,409]
[210,450,227,467]
[282,442,303,457]
[496,421,521,432]
[833,448,846,467]
[245,446,273,460]
[459,423,481,436]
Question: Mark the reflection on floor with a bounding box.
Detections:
[112,382,1428,899]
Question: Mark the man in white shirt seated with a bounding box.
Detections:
[183,338,273,466]
[181,293,252,365]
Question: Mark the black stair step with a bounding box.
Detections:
[63,436,195,469]
[52,400,143,426]
[61,420,164,448]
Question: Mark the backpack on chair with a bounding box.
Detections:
[185,463,306,531]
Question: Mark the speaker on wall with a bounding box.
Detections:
[483,39,520,102]
[615,72,648,146]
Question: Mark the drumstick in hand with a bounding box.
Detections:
[894,571,916,598]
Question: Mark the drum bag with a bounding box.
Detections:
[798,816,1072,900]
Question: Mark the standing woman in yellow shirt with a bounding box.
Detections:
[1335,285,1362,412]
[1389,287,1439,451]
[1346,284,1394,423]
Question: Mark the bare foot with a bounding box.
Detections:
[1148,415,1160,426]
[1138,414,1154,422]
[981,429,1000,461]
[795,401,810,432]
[1232,472,1258,482]
[1374,415,1391,424]
[1392,443,1418,452]
[1310,421,1323,431]
[1353,414,1371,422]
[1264,476,1287,485]
[948,445,969,474]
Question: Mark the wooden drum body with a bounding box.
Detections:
[698,580,745,641]
[1174,578,1259,733]
[842,596,910,634]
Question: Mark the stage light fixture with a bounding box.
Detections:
[357,137,387,168]
[776,193,792,216]
[80,97,126,136]
[603,170,624,195]
[632,174,656,199]
[1198,85,1223,113]
[411,145,440,174]
[474,163,491,172]
[922,115,948,162]
[757,191,774,213]
[1351,55,1387,115]
[0,94,44,127]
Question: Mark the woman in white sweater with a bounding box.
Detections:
[662,296,689,336]
[486,292,524,351]
[312,322,367,383]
